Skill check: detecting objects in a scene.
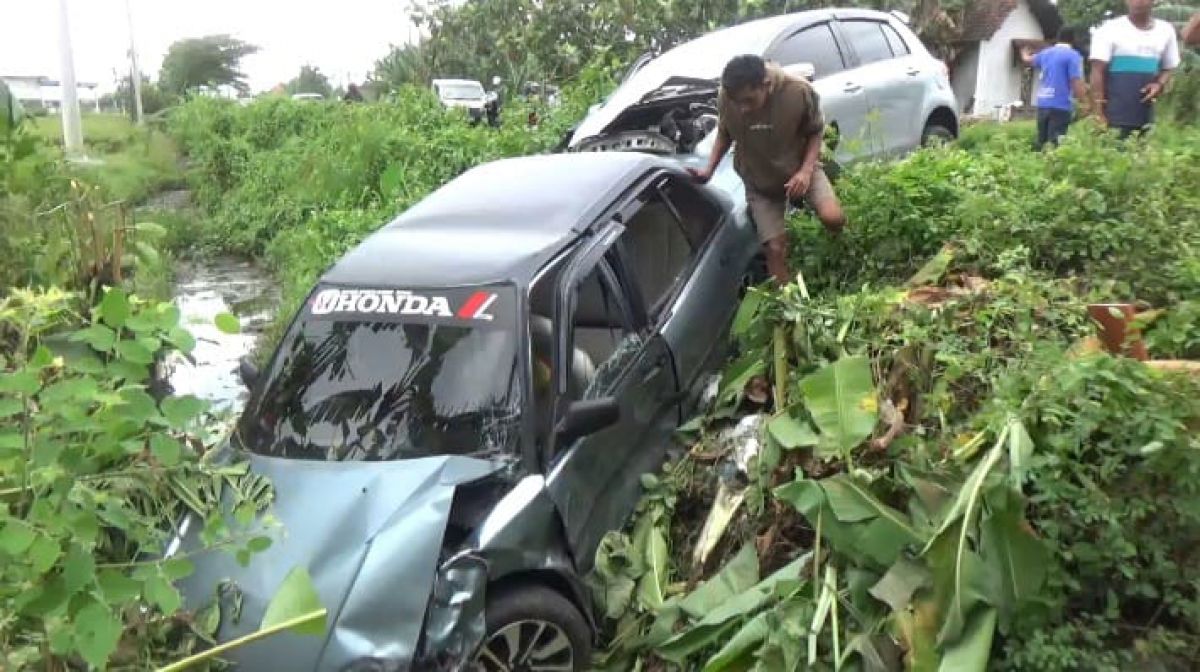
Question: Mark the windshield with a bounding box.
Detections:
[438,82,484,100]
[237,285,521,461]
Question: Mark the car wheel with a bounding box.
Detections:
[921,123,955,147]
[473,585,591,672]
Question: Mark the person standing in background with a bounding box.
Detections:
[1021,27,1091,147]
[1182,12,1200,46]
[1088,0,1181,138]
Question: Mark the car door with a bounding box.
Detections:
[544,221,680,572]
[633,174,752,404]
[765,21,876,163]
[835,17,927,156]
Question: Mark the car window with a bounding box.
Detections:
[240,284,521,461]
[881,23,911,56]
[839,20,895,66]
[769,23,847,79]
[617,177,722,320]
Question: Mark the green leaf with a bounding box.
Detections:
[99,288,130,329]
[144,572,183,614]
[70,324,117,352]
[74,599,122,669]
[63,545,96,596]
[720,352,765,403]
[118,388,159,425]
[1006,416,1034,487]
[798,356,878,459]
[703,610,770,672]
[924,440,1005,554]
[108,359,149,382]
[161,395,207,428]
[168,326,197,353]
[678,543,760,619]
[125,311,160,333]
[30,345,54,368]
[261,566,327,636]
[822,476,924,543]
[135,240,161,264]
[732,289,764,341]
[0,521,37,555]
[215,312,241,334]
[150,435,183,466]
[869,557,931,612]
[29,535,62,574]
[162,557,196,581]
[981,500,1049,617]
[0,430,24,452]
[0,370,40,395]
[115,339,154,365]
[156,304,183,330]
[0,397,24,418]
[637,526,669,610]
[936,607,997,672]
[98,570,141,602]
[247,536,273,553]
[768,414,820,450]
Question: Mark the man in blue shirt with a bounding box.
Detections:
[1021,27,1090,147]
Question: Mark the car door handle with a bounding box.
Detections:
[640,354,669,385]
[843,82,863,93]
[906,67,921,77]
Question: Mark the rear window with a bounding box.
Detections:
[237,284,522,461]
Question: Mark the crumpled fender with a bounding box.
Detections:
[176,453,507,672]
[416,475,593,670]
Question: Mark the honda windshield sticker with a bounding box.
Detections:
[307,287,511,326]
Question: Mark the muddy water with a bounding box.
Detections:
[165,257,279,413]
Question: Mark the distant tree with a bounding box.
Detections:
[159,35,259,96]
[108,75,178,118]
[285,65,334,98]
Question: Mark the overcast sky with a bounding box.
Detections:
[1,0,419,94]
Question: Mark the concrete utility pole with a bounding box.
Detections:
[124,0,144,124]
[56,0,84,155]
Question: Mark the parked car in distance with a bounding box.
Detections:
[290,92,325,102]
[432,78,488,122]
[174,151,764,671]
[566,8,959,166]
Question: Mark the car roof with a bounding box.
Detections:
[320,152,666,289]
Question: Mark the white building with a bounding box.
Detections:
[0,74,101,112]
[949,0,1064,118]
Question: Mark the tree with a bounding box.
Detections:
[285,65,334,98]
[159,35,259,96]
[106,75,178,118]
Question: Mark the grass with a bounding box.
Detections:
[33,113,183,203]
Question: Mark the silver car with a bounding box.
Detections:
[567,8,960,165]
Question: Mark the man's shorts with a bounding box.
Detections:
[745,167,836,243]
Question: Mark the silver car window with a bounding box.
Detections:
[770,23,848,79]
[839,20,894,66]
[881,23,911,56]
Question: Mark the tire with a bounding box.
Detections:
[921,123,955,147]
[473,584,591,672]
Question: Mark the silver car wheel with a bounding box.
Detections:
[474,619,574,672]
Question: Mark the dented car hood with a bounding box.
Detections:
[177,452,507,671]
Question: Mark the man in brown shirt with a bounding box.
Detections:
[689,54,846,285]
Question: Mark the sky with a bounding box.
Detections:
[0,0,420,94]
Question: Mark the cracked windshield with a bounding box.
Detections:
[2,0,1198,670]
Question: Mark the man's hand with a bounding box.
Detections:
[784,168,812,200]
[687,167,713,184]
[1141,81,1164,103]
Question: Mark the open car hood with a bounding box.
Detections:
[177,453,507,671]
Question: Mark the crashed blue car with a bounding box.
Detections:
[178,151,761,670]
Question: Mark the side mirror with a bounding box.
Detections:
[555,397,619,445]
[238,356,260,389]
